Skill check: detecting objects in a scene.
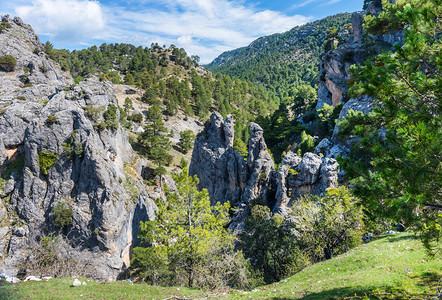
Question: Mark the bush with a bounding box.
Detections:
[0,55,17,72]
[19,234,88,278]
[128,113,143,123]
[73,76,83,84]
[46,115,57,124]
[38,151,58,175]
[104,104,118,130]
[62,132,83,159]
[239,205,307,284]
[290,187,363,261]
[84,104,104,121]
[298,131,315,155]
[52,202,73,229]
[0,21,11,33]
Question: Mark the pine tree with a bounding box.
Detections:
[137,105,172,169]
[131,169,250,289]
[338,0,441,255]
[179,130,195,154]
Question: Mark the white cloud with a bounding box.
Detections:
[14,0,105,42]
[321,0,343,6]
[106,0,311,63]
[7,0,312,63]
[290,0,318,10]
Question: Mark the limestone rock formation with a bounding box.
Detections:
[189,112,246,206]
[316,2,403,112]
[190,113,338,228]
[242,123,275,205]
[315,2,403,158]
[0,16,156,281]
[271,152,339,215]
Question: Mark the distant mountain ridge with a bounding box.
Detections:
[207,13,353,98]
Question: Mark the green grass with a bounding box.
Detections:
[1,233,440,299]
[0,278,209,300]
[228,233,442,299]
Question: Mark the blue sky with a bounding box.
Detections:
[0,0,363,63]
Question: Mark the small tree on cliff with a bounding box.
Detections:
[137,104,172,171]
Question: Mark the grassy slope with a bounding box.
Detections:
[1,233,440,300]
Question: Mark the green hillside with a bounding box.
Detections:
[207,13,352,101]
[2,233,440,299]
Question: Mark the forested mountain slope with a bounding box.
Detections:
[207,13,352,101]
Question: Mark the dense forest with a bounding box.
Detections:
[44,42,282,150]
[207,13,352,101]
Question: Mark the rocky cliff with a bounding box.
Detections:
[0,15,156,281]
[189,112,275,231]
[315,1,403,156]
[190,112,340,228]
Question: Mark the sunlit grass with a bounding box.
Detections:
[1,233,440,300]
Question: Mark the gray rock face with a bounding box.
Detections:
[316,3,402,112]
[316,42,367,111]
[0,15,72,105]
[352,12,365,43]
[271,152,339,215]
[243,123,275,204]
[189,112,246,206]
[0,16,156,281]
[190,113,276,230]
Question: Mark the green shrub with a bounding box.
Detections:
[1,155,24,180]
[0,55,17,72]
[0,21,11,33]
[84,104,104,121]
[62,132,83,159]
[73,76,83,84]
[39,65,47,73]
[124,97,133,111]
[93,122,106,131]
[104,104,118,130]
[38,151,58,175]
[52,202,73,229]
[298,131,315,155]
[46,115,57,124]
[128,113,143,123]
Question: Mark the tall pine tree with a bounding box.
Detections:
[338,0,441,255]
[137,104,172,171]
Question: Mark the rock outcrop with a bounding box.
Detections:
[271,152,339,215]
[190,113,338,228]
[316,1,403,112]
[315,1,403,156]
[0,16,156,281]
[190,113,278,230]
[189,112,247,206]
